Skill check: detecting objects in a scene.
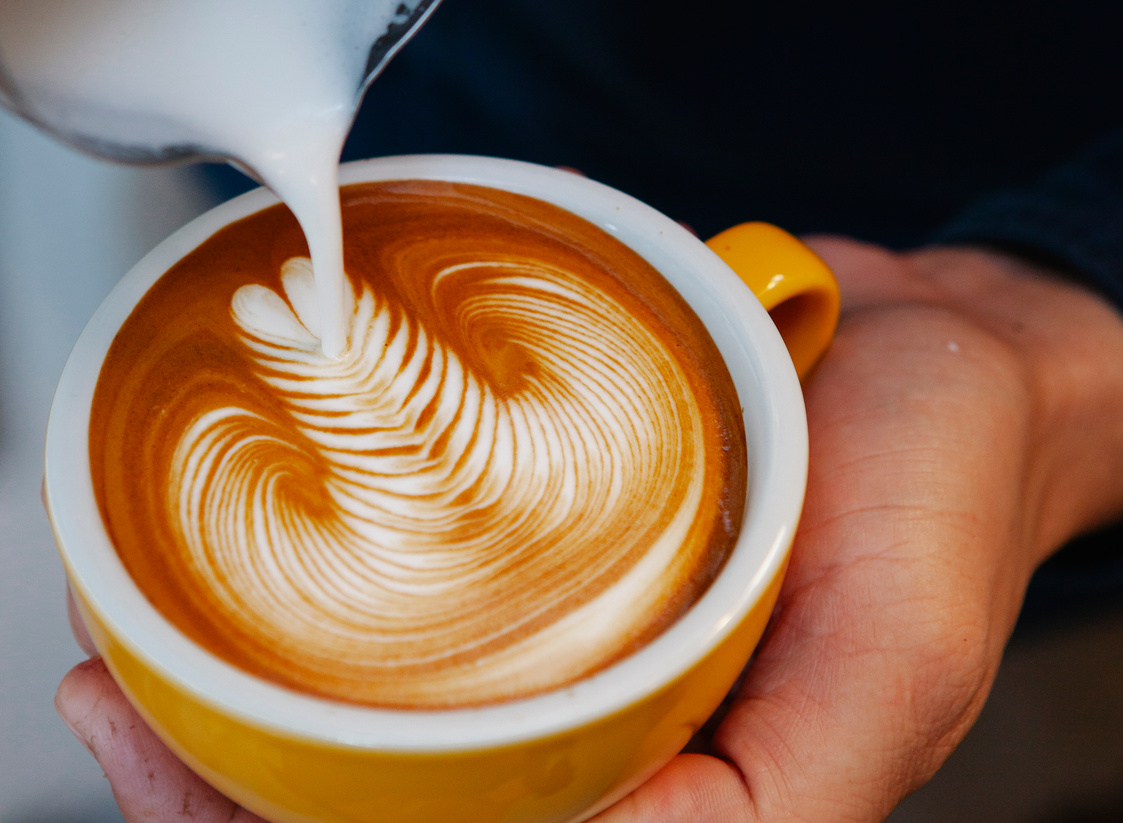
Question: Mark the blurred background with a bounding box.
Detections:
[1,100,1122,823]
[0,109,217,823]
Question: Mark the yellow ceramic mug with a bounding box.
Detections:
[45,155,838,823]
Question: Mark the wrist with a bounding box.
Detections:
[908,245,1123,563]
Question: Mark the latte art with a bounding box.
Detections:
[92,181,746,707]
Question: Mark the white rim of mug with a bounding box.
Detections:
[44,154,808,752]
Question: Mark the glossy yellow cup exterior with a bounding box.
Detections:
[68,563,786,823]
[49,158,839,823]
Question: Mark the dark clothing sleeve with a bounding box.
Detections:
[933,129,1123,312]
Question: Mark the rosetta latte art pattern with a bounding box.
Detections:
[93,182,745,708]
[172,256,705,705]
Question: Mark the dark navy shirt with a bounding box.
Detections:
[344,0,1123,264]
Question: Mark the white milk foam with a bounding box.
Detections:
[0,0,427,356]
[166,256,708,705]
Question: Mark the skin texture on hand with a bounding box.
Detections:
[595,239,1123,822]
[55,239,1123,823]
[56,657,269,823]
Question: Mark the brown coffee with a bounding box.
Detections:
[90,180,747,709]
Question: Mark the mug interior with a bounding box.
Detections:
[44,154,807,750]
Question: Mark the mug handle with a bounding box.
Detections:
[706,222,840,380]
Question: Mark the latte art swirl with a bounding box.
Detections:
[92,181,746,707]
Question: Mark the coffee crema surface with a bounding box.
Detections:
[91,181,747,708]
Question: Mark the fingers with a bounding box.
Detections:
[802,235,940,311]
[593,754,754,822]
[594,660,965,822]
[595,604,988,823]
[55,658,268,823]
[596,282,1029,821]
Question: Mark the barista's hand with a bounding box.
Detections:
[595,239,1123,822]
[55,240,1123,823]
[57,589,270,823]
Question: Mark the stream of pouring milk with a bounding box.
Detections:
[0,0,429,357]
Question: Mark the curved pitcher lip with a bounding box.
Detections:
[44,154,808,752]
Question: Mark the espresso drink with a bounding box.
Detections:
[91,181,747,708]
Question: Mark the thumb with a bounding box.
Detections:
[593,515,997,822]
[594,632,979,823]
